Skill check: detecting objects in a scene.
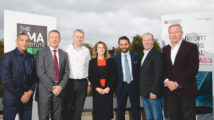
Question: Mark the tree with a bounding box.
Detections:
[114,34,162,55]
[83,43,93,56]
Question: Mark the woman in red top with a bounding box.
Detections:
[88,41,117,120]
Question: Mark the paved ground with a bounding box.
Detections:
[0,111,146,120]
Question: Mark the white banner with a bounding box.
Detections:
[161,11,214,120]
[4,9,56,53]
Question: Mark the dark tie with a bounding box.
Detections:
[53,50,59,83]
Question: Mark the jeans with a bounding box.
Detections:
[141,96,163,120]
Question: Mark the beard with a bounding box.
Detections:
[120,48,129,53]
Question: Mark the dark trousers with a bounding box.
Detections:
[63,79,88,120]
[3,103,32,120]
[117,82,141,120]
[166,95,196,120]
[39,95,63,120]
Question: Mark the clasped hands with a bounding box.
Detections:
[21,90,33,103]
[52,85,62,96]
[165,80,179,91]
[96,87,110,95]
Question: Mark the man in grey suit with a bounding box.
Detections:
[36,30,70,120]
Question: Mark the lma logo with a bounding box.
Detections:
[17,23,47,54]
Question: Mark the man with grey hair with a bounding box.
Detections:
[163,24,199,120]
[63,29,91,120]
[37,30,70,120]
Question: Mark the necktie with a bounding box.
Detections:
[53,50,59,83]
[124,55,131,84]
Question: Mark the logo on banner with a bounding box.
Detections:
[163,19,182,24]
[17,23,47,54]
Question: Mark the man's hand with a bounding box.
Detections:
[96,87,104,95]
[21,90,33,103]
[165,81,178,91]
[103,87,110,94]
[150,92,157,99]
[52,85,62,96]
[87,85,91,94]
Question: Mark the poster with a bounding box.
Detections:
[161,11,214,120]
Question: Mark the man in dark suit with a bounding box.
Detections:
[163,24,199,120]
[0,33,36,120]
[114,36,141,120]
[139,33,164,120]
[36,30,70,120]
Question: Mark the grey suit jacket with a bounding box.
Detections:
[36,46,70,96]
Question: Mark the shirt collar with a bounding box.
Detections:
[72,43,83,50]
[170,39,182,48]
[121,51,130,57]
[15,47,28,56]
[49,46,59,51]
[143,46,153,54]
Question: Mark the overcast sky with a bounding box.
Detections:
[1,0,214,49]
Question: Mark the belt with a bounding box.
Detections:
[70,78,87,81]
[54,81,59,85]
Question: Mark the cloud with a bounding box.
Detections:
[1,0,214,49]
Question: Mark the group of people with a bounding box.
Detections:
[0,23,199,120]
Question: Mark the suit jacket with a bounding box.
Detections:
[139,47,164,98]
[36,46,69,97]
[162,40,199,98]
[88,58,117,94]
[0,48,36,106]
[114,52,140,96]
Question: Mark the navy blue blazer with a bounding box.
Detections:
[0,48,36,106]
[114,52,140,96]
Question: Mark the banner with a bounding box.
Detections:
[4,9,56,53]
[161,11,214,120]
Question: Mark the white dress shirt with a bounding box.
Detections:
[170,40,182,65]
[121,51,133,82]
[141,46,153,66]
[65,44,91,79]
[49,46,59,68]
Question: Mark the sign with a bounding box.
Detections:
[161,11,214,120]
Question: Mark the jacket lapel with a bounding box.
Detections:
[58,49,63,72]
[174,40,185,66]
[118,53,123,78]
[47,47,55,71]
[141,47,154,69]
[167,46,173,66]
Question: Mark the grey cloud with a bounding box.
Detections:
[1,0,214,48]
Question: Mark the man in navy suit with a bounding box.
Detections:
[163,24,199,120]
[0,33,36,120]
[114,36,141,120]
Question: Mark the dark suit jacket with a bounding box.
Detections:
[88,58,117,93]
[162,40,199,98]
[0,48,36,106]
[139,47,164,98]
[114,52,140,96]
[36,46,70,98]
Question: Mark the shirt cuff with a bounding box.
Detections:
[164,79,169,86]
